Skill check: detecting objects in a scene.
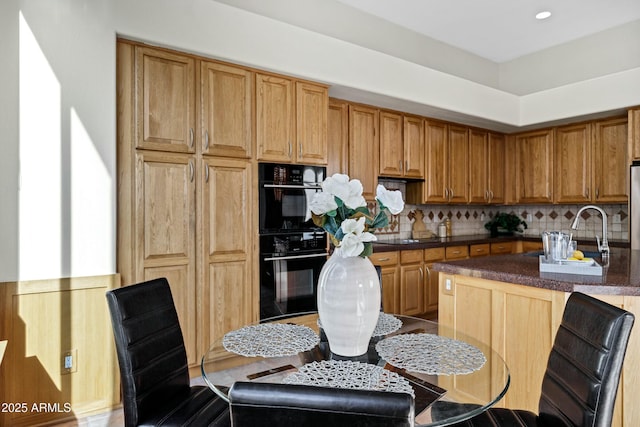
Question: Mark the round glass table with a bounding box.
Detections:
[201,312,509,426]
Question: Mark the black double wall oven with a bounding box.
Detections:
[259,163,328,320]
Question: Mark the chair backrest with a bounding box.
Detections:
[106,278,191,427]
[538,292,634,427]
[228,382,415,427]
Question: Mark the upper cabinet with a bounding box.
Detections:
[469,130,505,204]
[349,104,379,199]
[135,46,196,153]
[378,112,424,179]
[200,61,253,158]
[630,107,640,161]
[327,99,349,176]
[256,73,328,164]
[515,129,554,204]
[554,123,592,203]
[592,117,628,203]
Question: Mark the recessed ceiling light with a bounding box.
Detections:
[536,11,552,20]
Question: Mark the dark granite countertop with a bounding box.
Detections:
[373,234,629,252]
[432,247,640,296]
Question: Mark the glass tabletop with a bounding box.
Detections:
[201,312,510,427]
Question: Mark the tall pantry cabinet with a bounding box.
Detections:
[117,40,256,369]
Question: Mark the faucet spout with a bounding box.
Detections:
[571,205,609,257]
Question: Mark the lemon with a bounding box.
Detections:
[567,257,579,261]
[573,250,584,260]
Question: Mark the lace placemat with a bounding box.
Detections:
[317,312,402,337]
[375,333,486,375]
[223,323,319,357]
[283,360,414,396]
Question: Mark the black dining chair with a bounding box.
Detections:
[106,278,231,427]
[432,291,634,427]
[228,381,415,427]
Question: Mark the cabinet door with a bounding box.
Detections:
[424,120,449,203]
[400,263,424,315]
[256,73,294,161]
[327,99,349,175]
[630,108,640,161]
[379,111,404,177]
[593,117,628,203]
[488,133,506,204]
[136,46,195,153]
[554,123,591,203]
[424,263,439,315]
[468,129,488,204]
[380,266,399,314]
[201,158,255,358]
[296,82,328,164]
[200,61,252,158]
[448,125,469,203]
[515,129,554,203]
[349,104,379,199]
[136,151,197,364]
[404,115,425,178]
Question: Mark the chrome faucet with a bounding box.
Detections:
[570,205,609,258]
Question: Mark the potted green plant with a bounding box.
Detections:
[484,212,527,236]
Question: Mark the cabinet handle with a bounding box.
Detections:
[299,142,302,158]
[189,128,194,148]
[444,188,449,199]
[490,190,494,202]
[205,165,209,183]
[419,267,424,282]
[377,257,390,262]
[405,160,409,173]
[204,130,210,151]
[399,160,403,173]
[596,188,599,199]
[449,188,454,201]
[586,187,590,198]
[189,160,194,182]
[425,265,431,284]
[288,142,292,158]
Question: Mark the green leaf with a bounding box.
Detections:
[360,243,373,258]
[370,211,389,229]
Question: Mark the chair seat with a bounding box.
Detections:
[138,386,230,427]
[432,402,538,427]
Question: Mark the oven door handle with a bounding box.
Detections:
[264,253,328,262]
[263,184,322,190]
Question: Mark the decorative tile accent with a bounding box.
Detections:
[549,210,558,220]
[535,211,544,219]
[564,210,574,220]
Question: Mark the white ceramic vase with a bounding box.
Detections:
[317,251,381,357]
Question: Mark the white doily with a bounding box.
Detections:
[317,313,402,337]
[375,333,486,375]
[223,323,319,357]
[283,360,414,396]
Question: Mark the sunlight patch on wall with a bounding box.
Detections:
[70,108,113,275]
[18,11,62,280]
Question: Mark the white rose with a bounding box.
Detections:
[340,217,365,235]
[338,217,377,257]
[323,174,366,210]
[310,191,337,215]
[376,185,405,215]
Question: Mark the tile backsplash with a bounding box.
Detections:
[376,180,628,242]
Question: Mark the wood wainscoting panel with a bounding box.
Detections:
[0,274,120,426]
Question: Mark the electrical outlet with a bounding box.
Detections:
[526,214,533,222]
[62,349,78,374]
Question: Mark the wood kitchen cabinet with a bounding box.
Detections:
[256,73,328,164]
[630,107,640,161]
[370,251,399,314]
[349,104,379,199]
[200,61,253,158]
[200,158,255,359]
[592,117,628,203]
[554,123,591,203]
[327,98,349,175]
[379,111,424,179]
[413,120,468,203]
[400,250,425,316]
[469,130,506,204]
[135,45,196,153]
[515,129,554,203]
[424,247,445,316]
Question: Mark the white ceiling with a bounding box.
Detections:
[336,0,640,62]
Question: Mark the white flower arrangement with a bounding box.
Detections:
[310,173,405,258]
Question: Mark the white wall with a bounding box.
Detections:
[1,0,638,281]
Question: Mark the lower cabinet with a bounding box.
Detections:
[369,252,399,314]
[438,274,638,427]
[400,250,425,316]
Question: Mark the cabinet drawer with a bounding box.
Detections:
[445,245,468,260]
[400,249,423,264]
[521,241,543,253]
[370,251,399,266]
[491,242,514,255]
[469,243,490,257]
[424,247,445,262]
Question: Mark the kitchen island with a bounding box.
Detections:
[433,248,640,427]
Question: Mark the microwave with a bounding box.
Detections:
[258,163,326,234]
